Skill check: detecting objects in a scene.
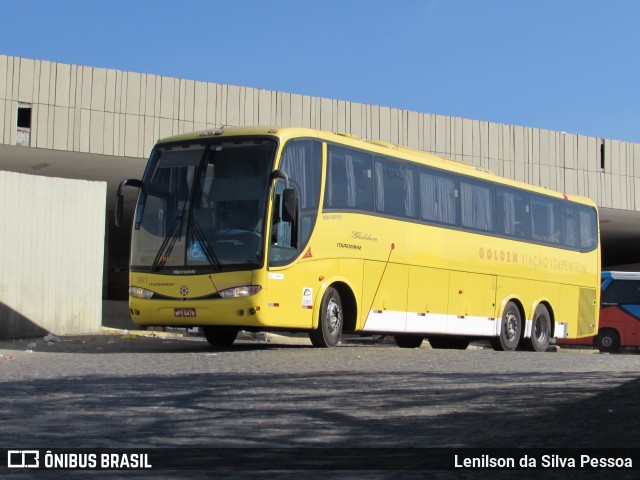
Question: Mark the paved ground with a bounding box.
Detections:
[1,330,639,479]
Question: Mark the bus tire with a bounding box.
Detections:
[595,328,620,353]
[203,326,239,346]
[394,335,423,349]
[522,304,551,352]
[491,301,521,351]
[428,336,470,350]
[309,287,343,348]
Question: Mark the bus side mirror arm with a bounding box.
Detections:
[271,169,289,188]
[115,179,143,228]
[270,170,297,221]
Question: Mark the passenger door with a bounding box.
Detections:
[265,140,323,328]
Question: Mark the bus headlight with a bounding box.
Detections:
[218,285,262,298]
[129,287,154,299]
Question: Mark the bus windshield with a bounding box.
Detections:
[131,138,277,272]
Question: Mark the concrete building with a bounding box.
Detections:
[0,171,106,338]
[1,54,640,330]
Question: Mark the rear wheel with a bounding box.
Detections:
[309,287,343,348]
[203,326,239,346]
[491,301,522,351]
[595,328,620,353]
[394,335,424,349]
[428,336,470,350]
[522,304,551,352]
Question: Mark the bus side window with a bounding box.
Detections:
[563,205,580,248]
[374,158,416,218]
[460,180,494,232]
[497,189,530,239]
[579,207,598,250]
[531,197,562,244]
[419,169,458,226]
[602,280,640,305]
[324,146,373,212]
[281,140,321,242]
[269,140,322,267]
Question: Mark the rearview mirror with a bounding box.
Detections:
[115,194,124,228]
[282,188,298,223]
[115,179,143,227]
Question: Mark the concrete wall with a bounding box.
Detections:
[2,55,640,211]
[0,171,106,339]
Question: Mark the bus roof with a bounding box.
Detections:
[603,271,640,280]
[156,126,597,208]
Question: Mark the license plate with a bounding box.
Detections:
[174,308,196,318]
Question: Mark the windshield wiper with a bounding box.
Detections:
[151,215,184,272]
[189,218,222,271]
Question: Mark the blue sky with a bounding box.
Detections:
[2,0,638,143]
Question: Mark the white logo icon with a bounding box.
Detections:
[7,450,40,468]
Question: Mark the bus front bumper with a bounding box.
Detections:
[129,295,268,328]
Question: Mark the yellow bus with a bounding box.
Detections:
[116,126,600,351]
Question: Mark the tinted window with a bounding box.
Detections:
[418,169,458,225]
[324,146,373,211]
[461,180,494,232]
[563,204,580,248]
[280,140,322,212]
[562,203,598,251]
[602,280,640,305]
[322,144,598,253]
[531,195,562,245]
[374,157,417,217]
[579,207,598,250]
[280,140,323,251]
[497,188,530,239]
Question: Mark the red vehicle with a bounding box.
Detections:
[558,271,640,352]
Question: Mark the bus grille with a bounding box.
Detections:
[577,287,597,336]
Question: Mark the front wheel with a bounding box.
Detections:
[491,301,522,351]
[595,328,620,353]
[309,287,343,348]
[203,326,239,346]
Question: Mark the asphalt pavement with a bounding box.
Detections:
[1,329,639,479]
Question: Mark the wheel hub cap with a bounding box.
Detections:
[505,312,518,341]
[327,300,341,334]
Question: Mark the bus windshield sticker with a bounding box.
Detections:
[189,241,206,261]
